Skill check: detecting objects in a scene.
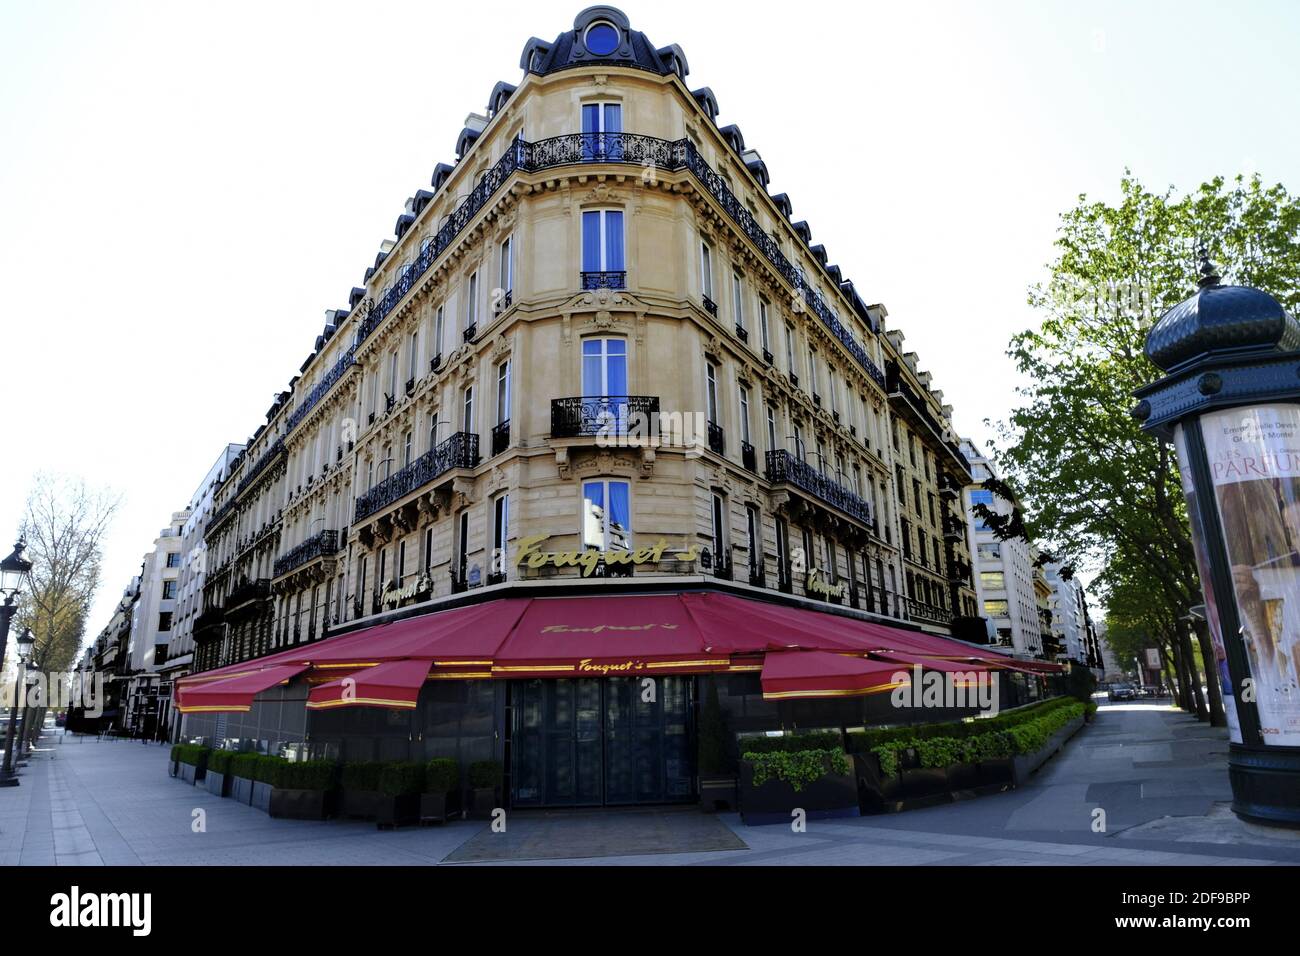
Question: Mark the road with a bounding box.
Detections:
[3,702,1298,865]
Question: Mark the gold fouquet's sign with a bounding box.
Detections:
[515,534,701,577]
[577,658,649,674]
[805,567,845,599]
[381,573,432,608]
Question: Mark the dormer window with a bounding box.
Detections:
[584,21,620,56]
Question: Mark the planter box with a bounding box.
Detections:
[976,757,1014,790]
[376,793,421,829]
[230,774,256,806]
[944,761,981,794]
[419,791,461,824]
[205,770,231,798]
[468,787,499,820]
[699,773,738,812]
[1012,715,1085,786]
[251,780,273,813]
[342,789,382,820]
[738,760,859,826]
[270,788,337,820]
[178,761,205,785]
[169,760,179,779]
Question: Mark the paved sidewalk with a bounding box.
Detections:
[3,704,1298,865]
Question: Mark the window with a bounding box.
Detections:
[738,385,751,444]
[161,580,177,599]
[776,516,790,575]
[808,347,819,395]
[584,22,620,56]
[496,360,510,425]
[165,553,181,568]
[388,349,399,399]
[492,494,509,579]
[378,547,387,587]
[499,235,514,298]
[711,493,728,564]
[793,424,805,461]
[408,330,419,382]
[158,611,173,632]
[403,430,412,467]
[462,385,474,433]
[582,209,624,276]
[758,298,771,352]
[465,271,479,330]
[582,480,631,552]
[980,571,1006,591]
[765,405,777,454]
[785,324,796,378]
[705,362,720,425]
[433,305,445,360]
[581,101,622,160]
[977,542,1002,560]
[456,511,470,577]
[424,528,434,571]
[731,272,745,331]
[700,242,714,300]
[745,504,760,571]
[428,412,440,451]
[984,599,1010,617]
[581,338,627,397]
[398,540,407,581]
[358,556,367,603]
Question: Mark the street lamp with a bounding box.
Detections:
[0,539,32,679]
[1133,250,1300,827]
[1,627,34,784]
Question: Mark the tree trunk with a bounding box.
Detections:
[1180,627,1209,721]
[1191,619,1226,727]
[1169,636,1192,710]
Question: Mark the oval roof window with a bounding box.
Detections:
[585,22,620,56]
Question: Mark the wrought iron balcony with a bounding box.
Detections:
[430,352,443,372]
[735,323,749,343]
[765,450,874,526]
[463,323,477,343]
[236,438,285,496]
[273,529,339,579]
[354,431,480,523]
[286,347,357,434]
[581,271,626,290]
[702,295,718,317]
[226,577,271,609]
[707,421,725,455]
[349,131,884,393]
[204,498,238,537]
[741,440,757,472]
[491,420,511,456]
[762,348,774,365]
[905,597,954,627]
[551,395,660,438]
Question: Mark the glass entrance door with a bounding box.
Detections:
[510,677,694,807]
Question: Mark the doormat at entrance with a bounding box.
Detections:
[442,808,748,863]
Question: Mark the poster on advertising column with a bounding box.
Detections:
[1197,403,1300,747]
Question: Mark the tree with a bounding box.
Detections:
[13,474,120,739]
[993,172,1300,725]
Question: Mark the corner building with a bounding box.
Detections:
[179,8,1024,808]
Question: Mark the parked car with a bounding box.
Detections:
[1108,683,1137,701]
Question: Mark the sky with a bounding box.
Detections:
[1,0,1298,637]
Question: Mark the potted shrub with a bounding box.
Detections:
[341,761,386,819]
[229,752,261,806]
[206,749,234,797]
[171,744,210,784]
[738,748,857,825]
[696,680,737,812]
[467,760,502,819]
[269,759,340,820]
[420,758,461,824]
[376,761,425,828]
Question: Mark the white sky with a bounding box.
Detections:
[1,0,1297,636]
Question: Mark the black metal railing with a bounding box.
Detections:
[348,132,884,391]
[236,438,285,496]
[551,395,660,438]
[702,295,718,317]
[273,529,338,579]
[491,420,511,456]
[905,598,954,627]
[581,271,627,290]
[707,421,725,455]
[735,323,749,343]
[765,450,873,526]
[204,498,238,537]
[463,323,477,343]
[748,559,765,588]
[354,431,480,522]
[741,440,757,472]
[226,577,270,608]
[286,347,356,433]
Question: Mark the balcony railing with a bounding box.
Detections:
[491,420,511,457]
[551,395,660,438]
[581,271,626,290]
[226,577,271,608]
[707,422,725,455]
[348,131,884,392]
[765,450,873,526]
[905,598,954,627]
[741,440,757,472]
[236,438,285,496]
[286,346,356,433]
[354,431,480,523]
[273,530,339,579]
[702,295,718,317]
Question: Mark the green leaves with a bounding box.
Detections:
[745,749,851,792]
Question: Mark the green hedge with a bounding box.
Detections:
[208,749,234,775]
[735,730,842,755]
[341,761,386,792]
[379,762,426,796]
[469,760,502,789]
[866,700,1088,777]
[846,696,1077,753]
[170,744,210,769]
[425,758,459,794]
[275,760,339,791]
[744,748,852,792]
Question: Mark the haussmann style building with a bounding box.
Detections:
[174,7,1064,809]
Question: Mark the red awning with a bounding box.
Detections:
[760,650,910,700]
[175,663,309,713]
[306,658,434,711]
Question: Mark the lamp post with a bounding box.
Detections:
[0,540,32,679]
[1133,250,1300,827]
[1,627,34,784]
